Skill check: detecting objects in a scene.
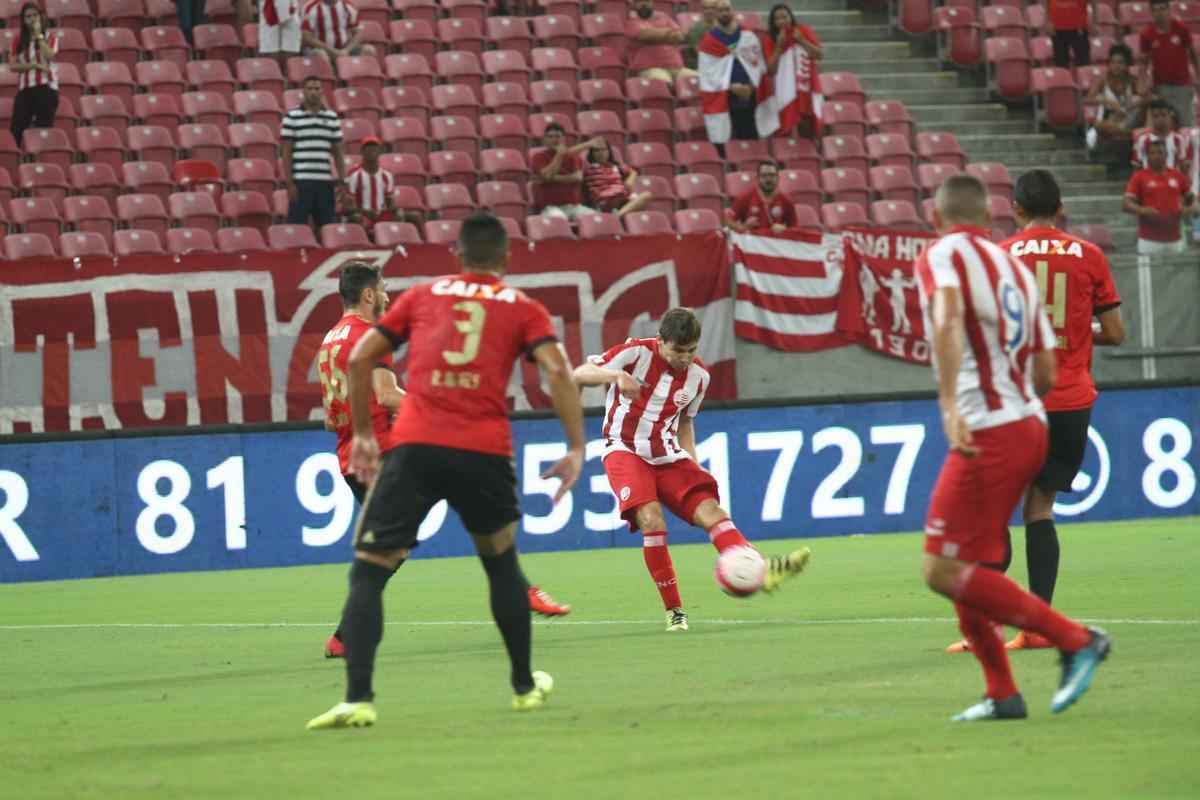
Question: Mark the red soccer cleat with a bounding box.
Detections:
[945,638,972,653]
[1006,631,1054,650]
[324,633,345,659]
[528,586,571,617]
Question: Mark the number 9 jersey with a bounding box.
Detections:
[1000,226,1121,412]
[318,313,397,475]
[374,272,558,458]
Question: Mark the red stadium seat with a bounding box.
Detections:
[626,77,674,116]
[164,227,216,254]
[626,142,675,182]
[477,180,528,221]
[481,82,530,120]
[11,197,62,238]
[627,109,674,148]
[486,17,534,59]
[177,124,230,173]
[424,219,463,244]
[113,229,165,256]
[438,18,486,56]
[821,72,866,114]
[823,101,867,139]
[60,231,113,258]
[168,190,221,235]
[674,141,723,185]
[48,0,96,35]
[526,213,575,241]
[393,0,437,25]
[793,203,823,231]
[822,201,868,230]
[989,194,1018,236]
[578,78,625,117]
[287,55,335,95]
[381,86,431,127]
[1031,67,1081,131]
[724,170,756,200]
[80,95,131,137]
[337,56,385,95]
[823,135,870,174]
[442,0,486,24]
[64,194,117,243]
[533,14,582,53]
[676,72,700,107]
[981,5,1027,40]
[72,127,124,175]
[226,158,276,197]
[320,223,372,249]
[779,169,822,210]
[380,117,431,161]
[236,58,287,103]
[934,6,981,66]
[481,50,532,92]
[70,163,122,205]
[579,46,625,83]
[866,133,916,170]
[429,151,478,191]
[531,80,579,118]
[183,91,234,126]
[866,101,916,142]
[133,94,183,129]
[917,162,962,196]
[117,193,170,238]
[673,105,706,142]
[479,148,530,185]
[772,136,822,178]
[220,191,272,236]
[424,183,476,221]
[480,114,530,151]
[966,162,1015,199]
[18,163,69,211]
[137,60,187,102]
[531,47,579,83]
[1068,223,1115,251]
[389,19,437,61]
[578,212,623,239]
[1118,1,1153,28]
[23,127,73,170]
[194,24,242,68]
[725,139,772,173]
[233,91,283,127]
[435,51,485,96]
[674,173,724,215]
[582,13,626,56]
[216,227,267,253]
[92,26,140,70]
[331,88,381,126]
[869,165,920,207]
[578,110,625,150]
[380,153,427,191]
[229,123,278,162]
[985,37,1033,99]
[98,0,145,30]
[631,174,675,216]
[872,199,925,229]
[822,167,870,209]
[4,233,56,260]
[674,208,721,234]
[916,132,967,169]
[142,25,189,68]
[374,221,423,246]
[352,0,389,29]
[340,119,379,156]
[623,210,674,236]
[431,84,480,127]
[128,125,179,173]
[267,224,319,250]
[122,161,173,205]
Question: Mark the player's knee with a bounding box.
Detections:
[922,555,957,595]
[357,548,408,571]
[472,522,517,557]
[635,503,666,532]
[691,499,726,528]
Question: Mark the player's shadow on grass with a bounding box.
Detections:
[64,733,306,763]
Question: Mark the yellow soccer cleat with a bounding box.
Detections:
[762,547,812,593]
[512,670,554,712]
[665,608,689,631]
[306,701,378,731]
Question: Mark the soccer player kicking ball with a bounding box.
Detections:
[307,214,586,730]
[916,175,1111,721]
[316,263,573,662]
[574,308,810,632]
[946,170,1124,654]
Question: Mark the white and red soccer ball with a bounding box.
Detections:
[714,546,766,597]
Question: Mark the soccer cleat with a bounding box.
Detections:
[952,693,1028,722]
[1006,631,1054,650]
[512,670,554,711]
[665,608,689,631]
[761,547,812,593]
[1051,626,1111,714]
[528,586,571,617]
[945,638,972,653]
[324,633,345,659]
[306,701,377,730]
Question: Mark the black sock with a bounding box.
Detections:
[340,559,399,703]
[479,547,533,694]
[332,561,405,643]
[1025,519,1060,604]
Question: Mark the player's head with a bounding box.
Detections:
[932,174,990,232]
[338,261,388,318]
[1147,98,1174,132]
[657,307,702,372]
[757,160,780,194]
[1013,169,1064,226]
[542,122,565,149]
[1107,44,1133,74]
[1150,0,1170,25]
[302,76,324,109]
[457,211,510,275]
[1145,137,1167,170]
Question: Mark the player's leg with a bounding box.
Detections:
[326,475,374,659]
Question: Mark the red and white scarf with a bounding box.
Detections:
[755,28,823,138]
[698,28,769,144]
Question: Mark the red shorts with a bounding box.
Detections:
[602,451,719,531]
[924,416,1048,564]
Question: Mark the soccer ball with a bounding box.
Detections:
[714,546,766,597]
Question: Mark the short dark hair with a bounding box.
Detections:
[457,212,509,268]
[757,159,780,174]
[338,262,382,307]
[543,122,565,137]
[1013,170,1062,219]
[303,75,322,86]
[1145,137,1167,151]
[658,307,702,346]
[1150,0,1168,7]
[1147,98,1174,114]
[1108,43,1133,64]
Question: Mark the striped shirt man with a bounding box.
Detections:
[1132,127,1193,172]
[281,102,343,182]
[10,31,59,91]
[301,0,359,50]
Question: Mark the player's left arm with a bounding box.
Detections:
[372,366,405,411]
[678,415,698,461]
[931,286,977,456]
[346,329,394,483]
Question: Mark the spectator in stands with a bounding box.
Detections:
[249,0,303,65]
[1045,0,1091,70]
[9,3,59,149]
[726,161,797,233]
[301,0,376,63]
[1123,138,1196,255]
[626,0,697,84]
[582,139,652,217]
[176,0,207,46]
[684,0,720,71]
[1132,99,1194,176]
[530,123,597,221]
[282,75,347,232]
[343,136,422,236]
[763,3,824,139]
[1087,44,1144,158]
[1138,0,1200,130]
[701,0,766,142]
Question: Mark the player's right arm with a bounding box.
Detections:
[572,362,643,399]
[532,341,585,504]
[346,329,394,484]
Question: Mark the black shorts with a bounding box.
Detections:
[1034,407,1092,492]
[344,474,368,505]
[353,444,521,552]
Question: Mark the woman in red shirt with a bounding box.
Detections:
[582,140,652,217]
[9,2,59,149]
[763,4,824,139]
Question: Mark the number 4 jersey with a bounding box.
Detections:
[374,272,558,457]
[1000,225,1121,412]
[317,313,397,475]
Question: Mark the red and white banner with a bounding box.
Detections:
[698,28,768,144]
[0,234,735,433]
[755,30,823,139]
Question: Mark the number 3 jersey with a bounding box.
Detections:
[1000,225,1121,413]
[318,313,396,475]
[914,225,1056,431]
[374,272,558,457]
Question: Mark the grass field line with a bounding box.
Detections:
[1,616,1196,631]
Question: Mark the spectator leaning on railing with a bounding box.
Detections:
[626,0,698,84]
[1123,137,1197,255]
[1138,0,1200,130]
[281,75,347,233]
[301,0,376,63]
[9,2,59,149]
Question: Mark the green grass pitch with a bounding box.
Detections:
[2,518,1197,800]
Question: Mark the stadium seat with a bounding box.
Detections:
[724,170,756,200]
[425,183,476,220]
[216,227,267,253]
[380,117,430,161]
[531,47,579,83]
[337,56,385,96]
[287,55,335,95]
[531,80,579,119]
[779,169,822,210]
[229,123,278,162]
[934,6,982,66]
[333,88,383,126]
[64,195,117,243]
[869,165,921,207]
[623,210,674,236]
[772,136,822,178]
[673,106,706,142]
[80,95,131,138]
[53,96,80,137]
[526,213,575,241]
[388,19,436,61]
[233,91,283,127]
[533,14,582,53]
[578,46,625,83]
[1031,67,1081,131]
[271,187,289,219]
[821,72,867,114]
[18,163,69,211]
[981,5,1026,39]
[168,191,221,236]
[136,61,187,102]
[822,201,868,230]
[435,51,485,96]
[380,153,427,191]
[630,174,674,217]
[70,128,123,176]
[872,199,925,229]
[340,119,379,156]
[441,0,486,24]
[113,229,165,256]
[70,163,121,205]
[481,50,532,93]
[183,91,234,127]
[177,124,230,173]
[194,24,242,68]
[391,185,426,219]
[351,0,389,28]
[578,212,623,239]
[989,194,1018,236]
[133,93,185,129]
[429,151,478,192]
[320,223,371,249]
[1068,223,1115,251]
[48,0,96,35]
[4,232,56,260]
[60,231,113,258]
[122,161,174,205]
[481,82,530,120]
[1119,1,1153,28]
[393,0,437,25]
[92,26,140,70]
[966,162,1015,199]
[142,25,189,68]
[477,180,528,221]
[823,102,868,140]
[626,77,674,116]
[226,159,276,198]
[438,17,485,56]
[236,58,286,104]
[424,219,463,244]
[381,86,431,127]
[674,173,724,215]
[373,221,423,246]
[23,128,73,170]
[674,208,720,235]
[578,79,625,118]
[220,191,272,236]
[793,203,823,231]
[823,136,870,175]
[163,227,216,254]
[627,109,674,148]
[917,162,962,197]
[266,224,319,250]
[10,197,62,238]
[822,167,871,209]
[725,139,772,173]
[485,16,533,59]
[985,37,1033,99]
[480,114,530,151]
[866,100,916,143]
[97,0,145,30]
[0,167,13,208]
[380,53,433,96]
[626,142,675,182]
[578,110,625,150]
[479,149,530,185]
[916,132,967,169]
[128,125,178,173]
[674,141,723,185]
[866,133,917,170]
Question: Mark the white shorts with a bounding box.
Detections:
[1136,237,1187,256]
[260,16,301,54]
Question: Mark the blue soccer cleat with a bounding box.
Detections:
[1051,626,1112,714]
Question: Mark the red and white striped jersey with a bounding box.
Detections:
[345,165,395,213]
[1131,128,1193,171]
[301,0,359,49]
[591,337,711,465]
[10,32,60,92]
[914,225,1055,432]
[261,0,298,25]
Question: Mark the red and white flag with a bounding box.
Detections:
[698,29,768,144]
[756,30,823,138]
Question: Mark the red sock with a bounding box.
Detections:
[956,565,1090,651]
[955,602,1018,699]
[642,532,682,610]
[706,518,750,553]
